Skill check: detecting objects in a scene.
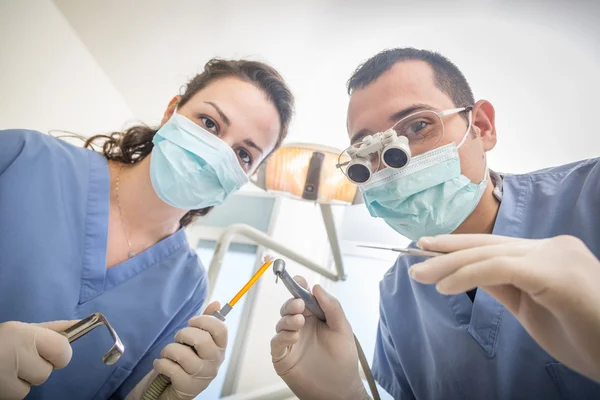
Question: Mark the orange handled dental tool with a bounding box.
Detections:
[211,256,274,321]
[143,257,276,399]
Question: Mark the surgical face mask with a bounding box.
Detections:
[150,113,249,209]
[360,112,488,241]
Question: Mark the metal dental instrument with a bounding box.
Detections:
[273,259,326,321]
[272,259,381,400]
[143,257,275,400]
[59,312,125,365]
[357,244,446,258]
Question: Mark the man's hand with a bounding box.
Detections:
[0,320,75,400]
[271,276,370,400]
[410,234,600,382]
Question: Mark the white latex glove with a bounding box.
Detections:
[270,276,370,400]
[127,301,227,400]
[410,234,600,383]
[0,320,75,400]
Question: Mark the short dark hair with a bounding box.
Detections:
[347,48,475,109]
[85,58,294,227]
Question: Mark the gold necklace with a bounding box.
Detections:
[115,166,136,258]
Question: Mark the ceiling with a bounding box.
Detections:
[53,0,600,169]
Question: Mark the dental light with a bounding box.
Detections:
[251,143,362,205]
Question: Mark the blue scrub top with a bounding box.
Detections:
[373,158,600,399]
[0,130,208,399]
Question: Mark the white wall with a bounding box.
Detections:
[0,0,133,135]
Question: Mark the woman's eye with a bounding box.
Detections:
[200,117,218,133]
[237,148,253,166]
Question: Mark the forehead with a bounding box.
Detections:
[185,76,281,150]
[347,60,455,136]
[191,76,263,104]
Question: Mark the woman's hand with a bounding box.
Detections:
[0,320,75,400]
[154,301,227,400]
[127,301,228,400]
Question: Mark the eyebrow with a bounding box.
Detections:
[350,103,439,145]
[243,138,264,156]
[204,101,264,160]
[204,101,231,126]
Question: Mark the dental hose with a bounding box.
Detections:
[141,374,170,400]
[355,335,381,400]
[141,258,274,400]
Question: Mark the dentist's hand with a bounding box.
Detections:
[0,320,75,400]
[153,301,227,400]
[270,276,370,400]
[411,234,600,383]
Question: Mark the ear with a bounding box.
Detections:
[161,95,182,125]
[472,100,496,152]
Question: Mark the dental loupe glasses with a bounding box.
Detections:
[337,107,472,184]
[337,129,412,184]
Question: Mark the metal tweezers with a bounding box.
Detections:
[357,244,446,258]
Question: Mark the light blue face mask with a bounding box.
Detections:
[360,113,488,241]
[150,113,249,209]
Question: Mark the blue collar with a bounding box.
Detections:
[78,152,189,303]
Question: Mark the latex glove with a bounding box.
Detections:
[410,234,600,383]
[128,301,227,400]
[0,320,75,400]
[270,276,370,400]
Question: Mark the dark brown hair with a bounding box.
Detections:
[347,48,474,123]
[85,58,294,227]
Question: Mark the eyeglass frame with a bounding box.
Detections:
[336,105,474,174]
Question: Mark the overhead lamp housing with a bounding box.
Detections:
[251,143,362,205]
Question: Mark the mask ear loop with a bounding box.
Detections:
[457,110,488,183]
[481,153,489,183]
[456,110,473,149]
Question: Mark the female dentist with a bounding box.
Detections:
[0,58,294,399]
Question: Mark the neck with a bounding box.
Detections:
[453,181,500,234]
[109,156,187,245]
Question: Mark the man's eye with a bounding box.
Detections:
[200,117,218,133]
[237,148,253,165]
[408,121,428,134]
[396,120,433,139]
